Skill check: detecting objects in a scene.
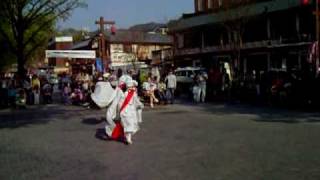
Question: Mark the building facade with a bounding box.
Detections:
[169,0,317,76]
[47,37,74,73]
[72,29,172,71]
[106,30,172,69]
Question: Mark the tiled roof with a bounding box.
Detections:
[129,22,167,32]
[104,30,172,45]
[71,39,92,50]
[169,0,303,32]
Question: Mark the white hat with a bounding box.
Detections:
[126,80,138,87]
[119,75,132,85]
[133,80,138,87]
[103,73,110,78]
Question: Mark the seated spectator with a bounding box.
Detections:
[62,83,71,105]
[70,85,84,105]
[157,79,167,104]
[16,88,26,109]
[42,81,52,104]
[142,81,158,108]
[8,84,17,108]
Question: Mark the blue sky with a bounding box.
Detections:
[58,0,194,31]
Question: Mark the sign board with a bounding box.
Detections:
[110,44,124,53]
[45,50,96,59]
[111,52,136,67]
[55,37,73,42]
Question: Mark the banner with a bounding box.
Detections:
[96,58,104,73]
[45,50,96,59]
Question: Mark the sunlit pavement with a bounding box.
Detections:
[1,103,320,180]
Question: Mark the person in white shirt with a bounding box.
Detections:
[165,71,177,104]
[198,71,208,103]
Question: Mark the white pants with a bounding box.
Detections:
[198,83,206,102]
[33,92,40,105]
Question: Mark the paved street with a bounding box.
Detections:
[1,103,320,180]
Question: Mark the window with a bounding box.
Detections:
[270,11,297,41]
[123,44,132,53]
[184,31,202,48]
[176,71,187,77]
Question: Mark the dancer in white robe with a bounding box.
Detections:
[119,80,144,144]
[104,75,131,138]
[105,85,124,137]
[91,81,115,108]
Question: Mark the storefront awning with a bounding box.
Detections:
[45,50,96,59]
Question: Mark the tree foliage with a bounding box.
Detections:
[56,27,90,42]
[0,0,86,76]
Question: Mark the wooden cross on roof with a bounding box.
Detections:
[95,16,115,34]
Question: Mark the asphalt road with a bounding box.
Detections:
[0,103,320,180]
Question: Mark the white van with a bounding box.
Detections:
[175,67,206,84]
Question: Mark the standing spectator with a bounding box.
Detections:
[165,71,177,104]
[33,85,40,105]
[211,67,222,100]
[0,77,8,108]
[221,68,230,101]
[192,74,201,103]
[207,68,215,101]
[31,75,41,90]
[198,71,208,103]
[23,77,32,105]
[31,75,41,105]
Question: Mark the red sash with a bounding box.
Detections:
[111,90,135,140]
[120,90,135,112]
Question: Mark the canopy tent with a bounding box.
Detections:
[45,50,96,59]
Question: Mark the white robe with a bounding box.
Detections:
[119,90,144,134]
[91,81,115,108]
[105,87,124,137]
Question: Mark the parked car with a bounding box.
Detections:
[175,67,206,84]
[174,67,206,96]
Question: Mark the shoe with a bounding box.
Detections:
[127,139,133,145]
[154,99,159,103]
[150,103,154,108]
[126,134,133,145]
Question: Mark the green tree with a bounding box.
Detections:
[0,0,86,77]
[56,28,90,42]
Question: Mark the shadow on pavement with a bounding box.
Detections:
[197,102,320,124]
[82,117,104,125]
[95,128,128,145]
[0,105,89,129]
[95,128,108,141]
[172,96,320,124]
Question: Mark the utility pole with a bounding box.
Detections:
[316,0,320,75]
[95,16,115,72]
